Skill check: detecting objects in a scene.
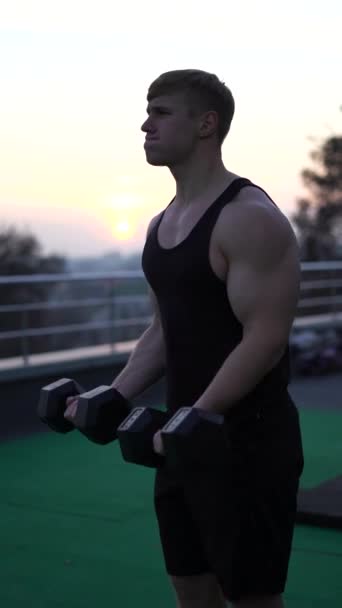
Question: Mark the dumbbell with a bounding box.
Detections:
[37,377,84,434]
[117,406,169,468]
[160,407,229,471]
[73,385,131,445]
[38,379,131,444]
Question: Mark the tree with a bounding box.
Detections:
[292,133,342,260]
[0,225,65,276]
[0,225,66,357]
[0,225,66,307]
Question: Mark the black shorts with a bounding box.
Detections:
[154,395,304,602]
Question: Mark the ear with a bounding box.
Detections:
[199,110,219,139]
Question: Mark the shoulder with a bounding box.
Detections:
[217,185,299,263]
[146,211,164,238]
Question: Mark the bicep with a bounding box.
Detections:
[226,218,300,343]
[148,287,162,325]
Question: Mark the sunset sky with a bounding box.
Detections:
[1,0,341,257]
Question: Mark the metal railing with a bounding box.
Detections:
[0,261,342,367]
[297,261,342,320]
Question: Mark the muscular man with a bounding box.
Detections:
[66,69,304,607]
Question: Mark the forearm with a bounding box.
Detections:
[111,323,166,400]
[194,331,286,414]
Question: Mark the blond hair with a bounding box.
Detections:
[147,69,235,144]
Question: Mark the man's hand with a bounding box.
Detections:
[153,430,165,455]
[64,396,79,424]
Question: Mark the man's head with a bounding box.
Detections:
[141,69,235,167]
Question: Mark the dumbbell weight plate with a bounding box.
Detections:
[74,385,131,444]
[117,407,168,468]
[37,378,84,433]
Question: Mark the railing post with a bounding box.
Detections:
[21,309,30,366]
[330,264,337,326]
[109,278,116,354]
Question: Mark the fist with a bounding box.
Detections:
[64,396,79,423]
[153,430,165,456]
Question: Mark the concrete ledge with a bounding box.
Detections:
[293,312,342,330]
[0,353,128,383]
[0,342,137,383]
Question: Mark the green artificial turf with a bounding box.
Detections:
[0,407,341,607]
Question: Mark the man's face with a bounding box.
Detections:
[141,93,200,167]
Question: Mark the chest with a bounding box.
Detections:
[157,205,203,248]
[156,204,228,282]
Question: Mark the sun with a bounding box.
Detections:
[103,192,142,242]
[113,219,134,240]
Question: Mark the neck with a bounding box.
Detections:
[169,150,235,206]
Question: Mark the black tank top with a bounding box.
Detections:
[142,177,290,415]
